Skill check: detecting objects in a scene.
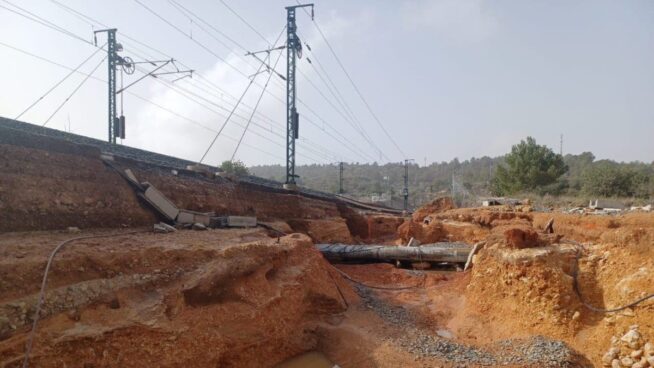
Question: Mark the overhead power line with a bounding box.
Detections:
[232,48,285,161]
[296,2,406,158]
[43,55,107,126]
[128,0,357,162]
[198,26,286,164]
[218,0,271,45]
[6,0,354,163]
[15,45,105,120]
[211,1,382,162]
[0,40,288,161]
[0,0,93,45]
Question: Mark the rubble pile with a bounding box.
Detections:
[602,325,654,368]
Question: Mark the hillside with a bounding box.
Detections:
[251,153,654,209]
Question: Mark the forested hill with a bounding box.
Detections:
[250,152,654,208]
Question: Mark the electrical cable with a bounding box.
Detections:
[572,248,654,313]
[138,0,377,162]
[15,45,105,120]
[42,55,107,127]
[57,0,371,162]
[218,0,271,46]
[8,0,365,163]
[332,265,423,291]
[205,1,382,161]
[0,41,286,161]
[231,47,284,161]
[21,230,147,368]
[0,0,93,45]
[197,26,286,164]
[296,2,406,158]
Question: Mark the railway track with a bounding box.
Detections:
[0,117,404,215]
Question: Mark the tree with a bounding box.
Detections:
[492,137,567,195]
[582,161,649,198]
[220,160,249,176]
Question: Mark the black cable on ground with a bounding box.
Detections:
[332,265,423,291]
[22,230,147,368]
[572,248,654,313]
[326,267,349,309]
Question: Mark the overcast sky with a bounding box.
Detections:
[1,0,653,167]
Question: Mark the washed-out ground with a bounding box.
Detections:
[1,129,653,367]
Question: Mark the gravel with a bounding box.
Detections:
[354,285,587,367]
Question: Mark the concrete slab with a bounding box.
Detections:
[143,185,179,221]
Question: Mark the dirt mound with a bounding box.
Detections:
[464,244,581,338]
[287,218,354,244]
[0,230,353,367]
[412,197,455,222]
[398,204,536,245]
[397,219,446,244]
[366,215,405,242]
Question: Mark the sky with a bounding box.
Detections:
[0,0,653,167]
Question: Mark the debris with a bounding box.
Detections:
[407,237,420,247]
[544,218,554,234]
[630,204,652,212]
[123,169,140,187]
[66,227,81,234]
[141,182,180,221]
[153,222,176,233]
[176,209,213,226]
[463,241,484,272]
[192,223,207,231]
[210,216,257,228]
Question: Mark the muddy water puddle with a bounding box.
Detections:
[275,351,338,368]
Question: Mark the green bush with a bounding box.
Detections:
[582,162,649,198]
[220,160,249,177]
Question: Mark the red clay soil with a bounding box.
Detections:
[0,138,379,246]
[378,202,654,367]
[0,230,354,367]
[0,143,155,233]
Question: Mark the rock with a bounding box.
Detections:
[67,226,81,233]
[621,357,634,367]
[503,227,539,249]
[611,359,621,368]
[644,342,654,355]
[603,348,621,365]
[153,222,176,233]
[631,350,643,360]
[621,308,636,317]
[646,356,654,367]
[632,362,645,368]
[153,223,169,233]
[572,311,581,321]
[192,223,207,231]
[622,329,642,350]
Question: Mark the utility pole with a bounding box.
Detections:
[284,3,314,189]
[94,29,191,144]
[95,28,119,143]
[338,162,344,194]
[403,159,414,212]
[560,134,563,156]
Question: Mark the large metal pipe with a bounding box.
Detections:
[316,243,471,264]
